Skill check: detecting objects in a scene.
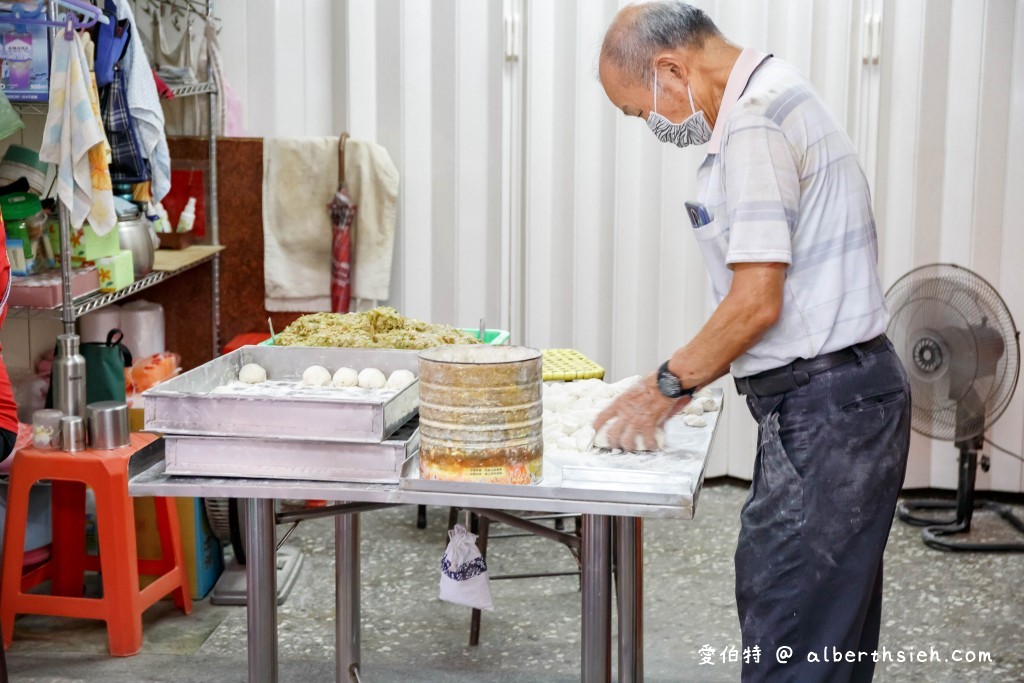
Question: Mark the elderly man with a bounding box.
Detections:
[595,3,911,682]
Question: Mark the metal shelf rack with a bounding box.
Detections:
[11,102,48,116]
[8,246,224,321]
[21,0,222,358]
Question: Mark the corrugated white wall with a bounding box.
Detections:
[871,0,1024,492]
[221,0,1024,490]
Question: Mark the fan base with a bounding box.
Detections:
[918,503,1024,552]
[897,447,1024,553]
[209,545,305,606]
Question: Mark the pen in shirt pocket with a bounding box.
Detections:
[685,201,711,229]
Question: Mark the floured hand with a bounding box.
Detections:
[592,373,691,452]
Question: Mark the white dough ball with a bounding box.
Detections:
[238,363,267,384]
[386,369,416,390]
[547,396,573,413]
[211,385,233,395]
[302,365,332,387]
[699,397,719,412]
[613,375,642,392]
[573,396,595,411]
[573,426,597,452]
[684,415,707,428]
[357,367,387,389]
[332,367,359,387]
[683,401,705,416]
[696,387,715,399]
[632,429,666,452]
[556,436,577,451]
[594,421,615,449]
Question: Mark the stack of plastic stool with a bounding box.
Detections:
[1,433,191,656]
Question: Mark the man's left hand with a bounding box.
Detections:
[592,373,691,452]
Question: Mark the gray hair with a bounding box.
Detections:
[601,2,721,86]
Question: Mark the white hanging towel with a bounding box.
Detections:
[262,137,336,311]
[39,30,116,235]
[114,0,172,203]
[345,139,399,303]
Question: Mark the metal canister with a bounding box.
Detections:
[86,401,130,450]
[418,345,543,484]
[52,334,87,418]
[61,415,86,452]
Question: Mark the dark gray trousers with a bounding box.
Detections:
[736,339,911,683]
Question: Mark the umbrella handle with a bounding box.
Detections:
[338,132,350,186]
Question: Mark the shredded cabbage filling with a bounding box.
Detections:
[275,307,483,350]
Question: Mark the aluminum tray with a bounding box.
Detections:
[145,346,420,443]
[164,418,420,484]
[400,388,723,507]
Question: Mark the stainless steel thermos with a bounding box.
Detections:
[53,334,87,418]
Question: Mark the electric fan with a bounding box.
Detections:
[886,263,1023,552]
[203,497,304,605]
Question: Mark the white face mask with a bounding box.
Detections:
[646,70,713,147]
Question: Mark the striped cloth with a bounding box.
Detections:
[694,51,888,378]
[115,0,172,204]
[101,64,149,184]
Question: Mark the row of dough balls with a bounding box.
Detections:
[304,365,416,390]
[238,363,416,390]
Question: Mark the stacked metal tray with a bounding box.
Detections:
[145,346,421,483]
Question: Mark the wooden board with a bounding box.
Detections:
[154,245,225,273]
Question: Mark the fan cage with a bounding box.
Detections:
[204,497,233,543]
[885,264,1019,442]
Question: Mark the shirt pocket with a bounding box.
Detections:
[692,218,730,263]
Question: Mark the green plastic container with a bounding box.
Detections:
[460,328,510,345]
[0,191,42,222]
[1,192,46,274]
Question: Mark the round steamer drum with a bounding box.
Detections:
[418,345,543,485]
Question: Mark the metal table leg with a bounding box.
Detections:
[247,498,278,683]
[615,517,643,683]
[336,513,361,682]
[581,514,612,683]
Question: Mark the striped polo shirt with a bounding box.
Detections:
[694,49,888,378]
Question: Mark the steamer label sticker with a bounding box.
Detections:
[465,466,508,480]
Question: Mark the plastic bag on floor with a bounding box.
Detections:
[439,524,493,611]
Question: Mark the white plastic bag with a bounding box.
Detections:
[439,524,493,611]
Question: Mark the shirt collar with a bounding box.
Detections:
[706,48,772,155]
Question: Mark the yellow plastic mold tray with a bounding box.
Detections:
[542,348,606,382]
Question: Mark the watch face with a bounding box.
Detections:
[658,372,681,397]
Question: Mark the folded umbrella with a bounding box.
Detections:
[329,133,357,314]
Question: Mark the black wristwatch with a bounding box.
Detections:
[657,361,696,399]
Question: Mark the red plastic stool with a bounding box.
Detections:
[1,433,191,656]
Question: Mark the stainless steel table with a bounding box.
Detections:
[128,391,721,683]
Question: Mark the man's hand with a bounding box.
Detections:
[592,373,691,452]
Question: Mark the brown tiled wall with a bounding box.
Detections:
[137,137,305,370]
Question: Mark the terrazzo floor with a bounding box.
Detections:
[4,480,1023,682]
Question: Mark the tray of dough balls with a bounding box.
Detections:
[143,346,420,444]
